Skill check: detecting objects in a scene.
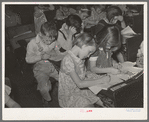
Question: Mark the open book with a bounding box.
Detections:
[121,26,137,38]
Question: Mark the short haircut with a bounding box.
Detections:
[65,14,82,33]
[73,32,96,48]
[106,6,122,21]
[97,25,122,52]
[40,21,58,39]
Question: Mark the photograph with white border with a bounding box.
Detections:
[2,1,148,120]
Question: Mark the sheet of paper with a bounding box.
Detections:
[121,26,137,38]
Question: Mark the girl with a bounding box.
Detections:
[58,33,110,107]
[89,25,123,75]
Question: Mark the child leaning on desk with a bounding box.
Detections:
[89,25,123,75]
[58,32,110,108]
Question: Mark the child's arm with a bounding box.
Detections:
[26,42,42,63]
[5,93,21,108]
[69,70,110,88]
[116,52,124,63]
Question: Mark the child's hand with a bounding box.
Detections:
[69,26,77,35]
[101,75,111,83]
[116,15,124,22]
[113,63,122,69]
[109,68,121,75]
[41,53,51,60]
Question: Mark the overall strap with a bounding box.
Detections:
[58,30,67,40]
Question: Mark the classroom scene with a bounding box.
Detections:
[4,4,144,108]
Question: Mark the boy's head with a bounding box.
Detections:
[40,21,58,45]
[66,14,82,34]
[106,6,122,24]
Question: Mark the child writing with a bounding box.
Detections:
[89,25,122,75]
[58,32,110,107]
[86,6,126,63]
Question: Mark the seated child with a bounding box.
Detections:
[34,5,55,35]
[89,25,123,75]
[87,6,126,63]
[5,77,21,108]
[75,5,91,32]
[58,32,110,107]
[85,5,106,28]
[57,14,82,52]
[136,41,144,68]
[55,5,76,20]
[26,21,63,104]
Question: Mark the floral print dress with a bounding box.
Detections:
[58,51,99,107]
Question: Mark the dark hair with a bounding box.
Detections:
[65,14,82,33]
[97,25,122,52]
[106,6,122,21]
[40,21,58,39]
[73,32,96,48]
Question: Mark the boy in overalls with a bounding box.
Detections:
[26,21,63,105]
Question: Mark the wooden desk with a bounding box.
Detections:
[97,71,143,107]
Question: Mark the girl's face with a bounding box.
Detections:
[79,45,96,59]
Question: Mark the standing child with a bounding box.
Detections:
[58,32,110,107]
[26,21,62,104]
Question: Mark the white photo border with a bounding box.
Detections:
[2,1,148,120]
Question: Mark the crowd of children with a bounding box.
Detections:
[5,5,143,108]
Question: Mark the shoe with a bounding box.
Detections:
[42,98,51,107]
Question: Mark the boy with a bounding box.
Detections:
[26,21,63,104]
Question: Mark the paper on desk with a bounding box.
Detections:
[89,62,143,94]
[120,61,143,74]
[121,26,137,38]
[89,74,124,94]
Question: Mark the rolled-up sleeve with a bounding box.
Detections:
[26,40,41,63]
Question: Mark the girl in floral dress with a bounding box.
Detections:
[58,33,110,107]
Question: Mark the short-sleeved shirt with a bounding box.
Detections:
[58,51,99,107]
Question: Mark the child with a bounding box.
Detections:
[34,5,47,35]
[57,14,82,52]
[87,6,125,63]
[55,5,76,20]
[5,77,21,108]
[89,25,122,75]
[84,5,106,28]
[34,5,55,35]
[75,5,91,30]
[136,41,144,68]
[26,21,63,104]
[58,32,110,107]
